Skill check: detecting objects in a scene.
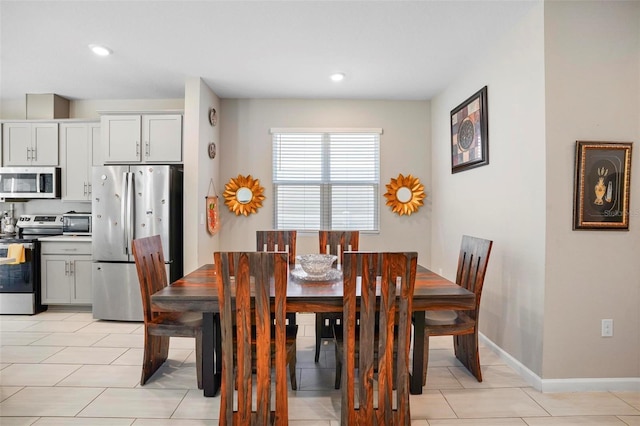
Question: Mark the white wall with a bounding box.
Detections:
[183,78,221,273]
[218,99,431,261]
[430,4,547,376]
[543,1,640,380]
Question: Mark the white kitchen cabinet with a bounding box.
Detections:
[91,123,102,166]
[60,122,100,201]
[102,114,182,163]
[2,122,59,166]
[41,241,92,305]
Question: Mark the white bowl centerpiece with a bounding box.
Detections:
[296,254,338,278]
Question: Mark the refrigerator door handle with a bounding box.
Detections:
[121,172,129,255]
[127,171,135,254]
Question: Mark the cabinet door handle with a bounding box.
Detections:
[83,183,87,196]
[33,148,37,162]
[136,141,140,156]
[65,261,69,276]
[27,147,31,160]
[88,183,92,195]
[145,141,150,158]
[61,248,78,251]
[69,262,74,276]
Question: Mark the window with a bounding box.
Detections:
[271,129,381,232]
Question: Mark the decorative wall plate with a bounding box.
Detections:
[383,173,426,216]
[208,107,217,126]
[223,174,265,216]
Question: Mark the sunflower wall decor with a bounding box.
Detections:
[223,174,266,216]
[384,173,426,216]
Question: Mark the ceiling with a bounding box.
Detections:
[0,1,537,102]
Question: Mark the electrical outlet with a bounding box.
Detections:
[601,319,613,337]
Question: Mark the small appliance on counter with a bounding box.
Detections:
[62,211,92,236]
[0,214,63,315]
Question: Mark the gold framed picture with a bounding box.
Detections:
[573,141,633,230]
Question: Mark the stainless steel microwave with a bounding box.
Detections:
[0,167,61,199]
[62,213,92,236]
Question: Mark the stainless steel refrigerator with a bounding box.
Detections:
[91,165,183,321]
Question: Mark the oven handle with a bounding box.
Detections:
[0,243,34,250]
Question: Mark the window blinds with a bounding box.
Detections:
[272,130,380,232]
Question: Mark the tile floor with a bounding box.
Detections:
[1,309,639,425]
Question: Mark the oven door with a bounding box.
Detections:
[0,242,35,292]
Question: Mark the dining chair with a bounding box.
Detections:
[334,251,417,425]
[256,230,297,267]
[132,235,202,388]
[215,251,290,425]
[256,230,298,391]
[420,235,493,385]
[315,230,360,363]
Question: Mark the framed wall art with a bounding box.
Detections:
[450,86,489,173]
[573,141,633,230]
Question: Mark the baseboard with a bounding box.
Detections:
[479,333,640,392]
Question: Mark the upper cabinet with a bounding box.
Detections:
[101,113,182,163]
[60,122,100,201]
[2,122,59,166]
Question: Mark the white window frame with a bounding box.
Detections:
[270,128,382,233]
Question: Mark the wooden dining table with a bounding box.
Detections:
[151,263,475,397]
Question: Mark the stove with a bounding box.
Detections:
[0,214,62,315]
[16,214,63,239]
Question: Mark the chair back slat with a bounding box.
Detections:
[341,251,417,426]
[319,231,359,264]
[215,251,289,426]
[257,230,297,266]
[256,230,298,352]
[315,231,361,366]
[455,235,493,316]
[132,235,167,323]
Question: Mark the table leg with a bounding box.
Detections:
[202,312,221,397]
[411,311,425,395]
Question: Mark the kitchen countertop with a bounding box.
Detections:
[38,235,92,242]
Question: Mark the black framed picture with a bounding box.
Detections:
[573,141,633,230]
[450,86,489,173]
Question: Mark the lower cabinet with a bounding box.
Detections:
[41,241,92,305]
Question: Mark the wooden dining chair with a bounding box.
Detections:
[256,230,298,391]
[256,230,297,267]
[215,251,290,425]
[315,230,360,363]
[420,235,493,385]
[335,251,417,425]
[132,235,202,388]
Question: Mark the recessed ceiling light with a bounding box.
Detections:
[89,44,112,56]
[330,73,345,82]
